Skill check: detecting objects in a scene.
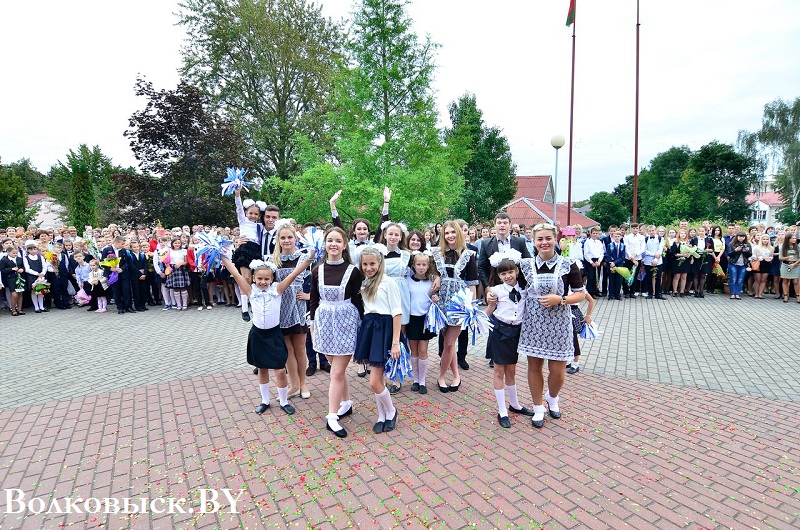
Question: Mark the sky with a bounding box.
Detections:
[2,0,799,202]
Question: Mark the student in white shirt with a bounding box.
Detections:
[582,227,606,297]
[485,253,534,428]
[623,223,646,298]
[353,246,402,435]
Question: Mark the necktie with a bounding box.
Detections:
[509,287,521,303]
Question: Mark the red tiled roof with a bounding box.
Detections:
[503,198,600,228]
[513,176,552,202]
[26,193,47,208]
[746,192,784,207]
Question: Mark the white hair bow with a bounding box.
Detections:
[371,243,389,256]
[380,220,408,233]
[242,199,256,209]
[489,248,523,267]
[255,201,267,212]
[249,259,278,272]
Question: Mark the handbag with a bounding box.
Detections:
[570,305,584,335]
[750,259,760,272]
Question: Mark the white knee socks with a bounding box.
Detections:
[495,389,508,416]
[259,383,270,405]
[277,386,289,406]
[411,356,419,383]
[418,359,429,386]
[377,388,396,421]
[506,384,521,410]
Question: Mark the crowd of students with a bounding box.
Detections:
[4,193,795,437]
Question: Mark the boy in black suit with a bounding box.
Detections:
[604,231,627,300]
[102,236,133,314]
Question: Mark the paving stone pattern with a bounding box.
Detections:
[0,295,799,528]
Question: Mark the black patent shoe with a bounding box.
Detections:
[418,385,427,395]
[241,312,251,322]
[498,414,511,428]
[410,382,420,392]
[372,421,385,434]
[255,403,269,415]
[280,403,296,415]
[508,405,535,416]
[383,410,398,432]
[326,421,347,438]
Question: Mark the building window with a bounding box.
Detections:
[751,209,766,221]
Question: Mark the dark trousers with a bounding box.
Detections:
[586,260,602,296]
[112,277,132,311]
[192,272,212,306]
[608,271,622,299]
[645,264,662,296]
[132,276,149,310]
[438,328,469,362]
[54,275,71,308]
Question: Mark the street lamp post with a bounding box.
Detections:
[550,135,565,224]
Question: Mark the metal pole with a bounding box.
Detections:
[553,149,559,224]
[633,0,640,223]
[567,5,576,226]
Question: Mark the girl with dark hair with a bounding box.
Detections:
[407,230,427,252]
[726,232,752,300]
[780,232,800,303]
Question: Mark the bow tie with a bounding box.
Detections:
[509,287,521,303]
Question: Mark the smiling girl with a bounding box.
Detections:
[309,227,364,438]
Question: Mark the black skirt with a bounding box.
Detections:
[247,324,289,369]
[282,323,309,336]
[406,314,436,341]
[354,313,393,367]
[233,241,263,268]
[485,319,521,365]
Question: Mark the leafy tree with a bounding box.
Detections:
[69,157,97,229]
[6,158,46,195]
[587,191,627,230]
[646,169,710,226]
[282,0,461,227]
[444,93,517,224]
[688,141,759,222]
[178,0,345,188]
[612,175,639,220]
[0,167,34,226]
[124,78,249,227]
[739,97,800,218]
[638,146,691,214]
[46,145,121,226]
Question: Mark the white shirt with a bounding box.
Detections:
[250,284,281,329]
[363,275,403,316]
[235,195,260,243]
[583,238,605,262]
[496,236,511,253]
[491,282,524,325]
[406,276,433,316]
[624,233,646,260]
[642,236,663,266]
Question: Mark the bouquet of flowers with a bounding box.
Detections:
[384,342,413,384]
[613,266,635,286]
[711,262,725,278]
[32,276,50,295]
[43,251,59,269]
[445,288,493,345]
[15,274,25,293]
[679,244,700,259]
[75,288,92,306]
[100,256,121,285]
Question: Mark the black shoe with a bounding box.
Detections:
[458,360,470,370]
[241,312,251,322]
[532,417,544,429]
[449,381,461,392]
[418,385,427,395]
[253,367,259,375]
[383,410,398,432]
[338,405,353,418]
[280,403,296,415]
[410,382,420,392]
[566,364,581,374]
[438,382,449,393]
[42,307,50,312]
[488,360,494,368]
[327,421,347,438]
[508,405,535,416]
[372,421,385,434]
[321,364,331,373]
[35,309,41,313]
[656,295,667,300]
[646,294,653,299]
[389,384,401,395]
[126,308,136,313]
[118,310,125,315]
[255,403,269,415]
[357,364,367,377]
[306,365,316,376]
[498,414,511,428]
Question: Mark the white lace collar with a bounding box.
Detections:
[326,258,345,265]
[535,253,559,270]
[280,250,302,261]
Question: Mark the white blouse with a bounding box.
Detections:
[250,284,281,329]
[363,275,402,316]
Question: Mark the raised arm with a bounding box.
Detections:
[374,186,391,243]
[330,189,345,230]
[221,256,252,297]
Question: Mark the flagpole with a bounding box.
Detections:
[632,0,640,223]
[567,2,576,226]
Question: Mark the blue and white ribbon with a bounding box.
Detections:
[445,288,493,345]
[424,300,448,334]
[297,226,324,264]
[384,342,412,383]
[579,321,600,340]
[196,232,233,275]
[221,167,253,196]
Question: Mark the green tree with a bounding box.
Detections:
[6,158,46,195]
[282,0,461,227]
[124,78,249,227]
[646,169,709,226]
[739,97,800,218]
[46,145,121,226]
[0,167,34,226]
[444,93,517,224]
[612,175,638,220]
[587,191,627,230]
[178,0,344,187]
[688,141,759,222]
[69,157,97,229]
[638,146,691,214]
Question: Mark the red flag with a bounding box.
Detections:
[566,0,576,26]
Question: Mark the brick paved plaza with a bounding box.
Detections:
[1,294,799,528]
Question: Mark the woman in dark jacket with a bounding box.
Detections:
[726,232,752,300]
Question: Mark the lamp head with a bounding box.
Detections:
[551,135,566,149]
